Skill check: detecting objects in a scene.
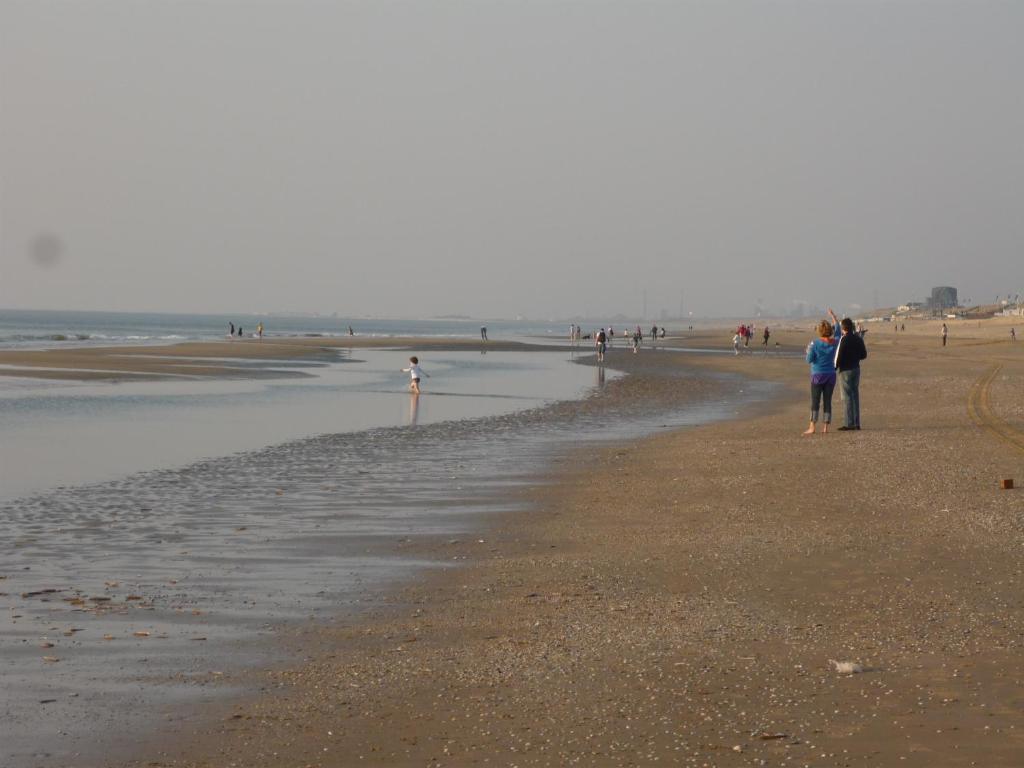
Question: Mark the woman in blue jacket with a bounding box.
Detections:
[803,308,840,435]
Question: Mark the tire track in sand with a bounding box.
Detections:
[967,363,1024,453]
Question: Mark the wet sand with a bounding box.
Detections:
[114,321,1024,767]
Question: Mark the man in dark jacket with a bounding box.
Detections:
[835,317,868,430]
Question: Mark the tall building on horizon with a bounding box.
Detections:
[929,286,958,310]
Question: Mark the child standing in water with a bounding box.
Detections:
[402,356,429,394]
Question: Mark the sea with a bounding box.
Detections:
[0,308,572,349]
[0,308,762,767]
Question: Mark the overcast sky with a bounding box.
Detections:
[2,1,1021,319]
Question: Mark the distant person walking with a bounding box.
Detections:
[401,356,429,394]
[229,322,235,337]
[1011,327,1016,342]
[803,308,840,436]
[595,328,607,362]
[480,326,488,341]
[348,325,355,336]
[651,324,658,341]
[256,322,264,339]
[941,323,948,347]
[237,326,243,337]
[835,317,868,431]
[762,326,770,349]
[733,333,741,355]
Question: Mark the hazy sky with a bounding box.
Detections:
[2,1,1022,319]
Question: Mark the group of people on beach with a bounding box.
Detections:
[569,323,665,350]
[399,314,870,437]
[226,322,263,339]
[568,324,667,359]
[593,325,663,358]
[733,324,776,354]
[803,308,867,435]
[397,309,1012,436]
[400,319,664,397]
[735,323,756,349]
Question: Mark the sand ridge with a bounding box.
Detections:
[0,337,560,381]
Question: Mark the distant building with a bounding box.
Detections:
[929,286,958,310]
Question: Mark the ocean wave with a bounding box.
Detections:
[0,333,93,343]
[0,332,192,348]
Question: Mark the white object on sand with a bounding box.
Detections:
[829,659,865,674]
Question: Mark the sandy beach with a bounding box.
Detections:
[9,2,1024,764]
[85,319,1022,767]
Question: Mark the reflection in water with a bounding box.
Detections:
[596,365,606,387]
[409,392,420,426]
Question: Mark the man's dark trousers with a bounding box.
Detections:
[840,368,861,428]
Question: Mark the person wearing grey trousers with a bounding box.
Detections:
[835,317,867,430]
